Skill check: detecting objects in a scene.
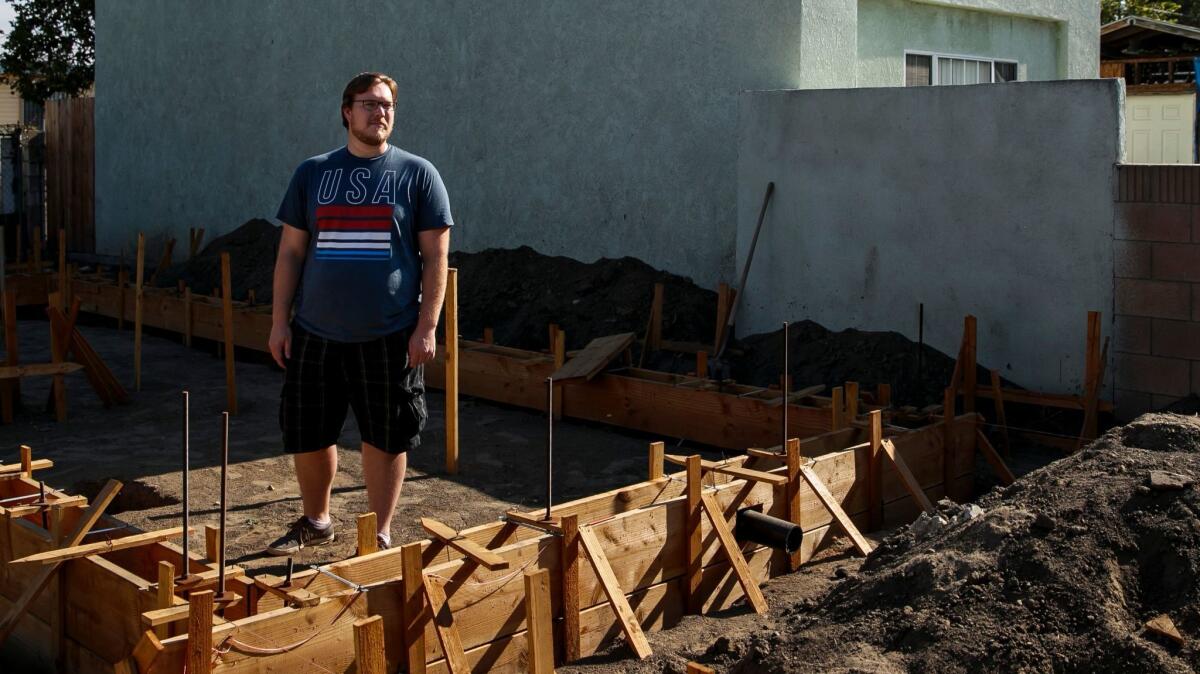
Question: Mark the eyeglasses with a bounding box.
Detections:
[353,99,394,114]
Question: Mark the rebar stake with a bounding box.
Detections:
[545,377,553,522]
[176,391,202,588]
[782,321,789,454]
[213,411,239,606]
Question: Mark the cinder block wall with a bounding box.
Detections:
[1114,165,1200,419]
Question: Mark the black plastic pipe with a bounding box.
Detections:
[736,507,802,554]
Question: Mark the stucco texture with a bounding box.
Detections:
[736,80,1122,393]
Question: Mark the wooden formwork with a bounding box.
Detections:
[13,271,876,449]
[1,416,977,673]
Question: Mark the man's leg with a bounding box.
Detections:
[362,442,406,536]
[294,445,338,522]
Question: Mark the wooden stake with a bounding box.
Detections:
[943,387,954,500]
[117,266,127,331]
[713,282,731,353]
[524,568,555,673]
[963,315,977,413]
[882,439,936,514]
[1080,311,1103,443]
[445,267,459,474]
[845,381,859,420]
[799,465,873,555]
[699,491,768,613]
[876,382,891,407]
[648,283,663,352]
[20,444,31,478]
[149,238,175,286]
[648,441,665,481]
[47,299,67,422]
[57,229,66,311]
[976,431,1015,485]
[687,664,715,674]
[204,524,220,566]
[552,328,566,370]
[786,438,802,571]
[353,615,386,674]
[482,327,493,344]
[134,233,145,391]
[423,574,469,673]
[685,454,702,614]
[220,252,237,415]
[156,561,175,639]
[559,513,580,664]
[989,369,1010,457]
[1,290,17,423]
[696,350,707,378]
[189,228,205,259]
[868,410,883,531]
[577,525,652,659]
[356,512,378,557]
[401,542,427,674]
[831,386,845,430]
[183,287,193,347]
[186,590,213,674]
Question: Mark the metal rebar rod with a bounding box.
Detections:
[38,481,47,529]
[181,390,190,578]
[285,557,294,586]
[782,321,789,453]
[546,377,553,521]
[217,410,229,596]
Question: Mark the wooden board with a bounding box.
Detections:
[551,332,634,381]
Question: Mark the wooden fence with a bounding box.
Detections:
[45,97,94,253]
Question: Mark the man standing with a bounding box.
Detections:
[266,72,452,554]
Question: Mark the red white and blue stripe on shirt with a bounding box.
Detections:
[314,205,393,261]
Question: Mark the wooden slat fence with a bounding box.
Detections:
[45,97,94,253]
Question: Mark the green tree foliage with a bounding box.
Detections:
[1102,0,1183,23]
[0,0,94,102]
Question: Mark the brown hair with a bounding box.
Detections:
[341,72,398,129]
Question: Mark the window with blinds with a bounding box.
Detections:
[904,51,1020,86]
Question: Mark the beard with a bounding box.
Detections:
[351,122,390,147]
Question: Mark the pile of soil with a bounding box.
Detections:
[720,413,1200,673]
[153,218,281,302]
[150,219,977,407]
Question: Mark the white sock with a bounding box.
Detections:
[377,531,391,546]
[307,516,331,530]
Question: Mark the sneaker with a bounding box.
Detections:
[376,534,391,551]
[266,517,336,556]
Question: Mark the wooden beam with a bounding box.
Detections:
[845,381,859,420]
[187,590,213,674]
[648,441,665,481]
[204,524,220,566]
[974,385,1112,412]
[134,233,144,391]
[220,252,237,415]
[47,294,68,422]
[20,444,31,477]
[423,573,469,673]
[353,615,386,674]
[713,282,731,354]
[0,457,51,477]
[156,561,175,640]
[445,267,459,474]
[977,431,1015,486]
[798,465,873,556]
[699,491,767,613]
[684,455,702,615]
[882,439,936,514]
[687,664,715,674]
[0,479,122,647]
[0,493,84,518]
[0,362,84,379]
[401,542,427,674]
[963,315,977,413]
[577,524,652,659]
[664,454,787,487]
[357,512,378,557]
[786,438,802,572]
[560,513,580,664]
[868,410,883,531]
[420,517,509,570]
[943,387,954,498]
[11,526,190,564]
[524,568,555,673]
[551,332,635,381]
[831,386,845,430]
[1078,333,1109,452]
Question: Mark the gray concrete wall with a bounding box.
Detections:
[736,80,1122,393]
[95,0,831,284]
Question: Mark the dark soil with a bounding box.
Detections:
[708,413,1200,673]
[153,218,281,303]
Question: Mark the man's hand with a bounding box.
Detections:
[408,325,437,367]
[269,322,292,369]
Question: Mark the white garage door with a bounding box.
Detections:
[1126,93,1196,164]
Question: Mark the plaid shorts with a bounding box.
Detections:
[279,323,426,455]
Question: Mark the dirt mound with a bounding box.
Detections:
[153,218,281,302]
[724,413,1200,673]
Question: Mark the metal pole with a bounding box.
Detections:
[37,480,47,529]
[284,557,294,587]
[782,321,789,453]
[546,377,553,521]
[181,390,189,575]
[217,410,229,597]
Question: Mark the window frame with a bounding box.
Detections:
[902,49,1020,86]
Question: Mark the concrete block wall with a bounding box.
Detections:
[1114,165,1200,419]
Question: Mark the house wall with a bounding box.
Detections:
[857,0,1061,86]
[736,80,1122,394]
[1113,165,1200,419]
[0,84,22,126]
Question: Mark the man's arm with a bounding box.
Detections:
[269,224,310,369]
[409,226,451,366]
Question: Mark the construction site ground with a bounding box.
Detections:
[0,305,1102,672]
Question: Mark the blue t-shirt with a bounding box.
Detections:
[276,145,453,342]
